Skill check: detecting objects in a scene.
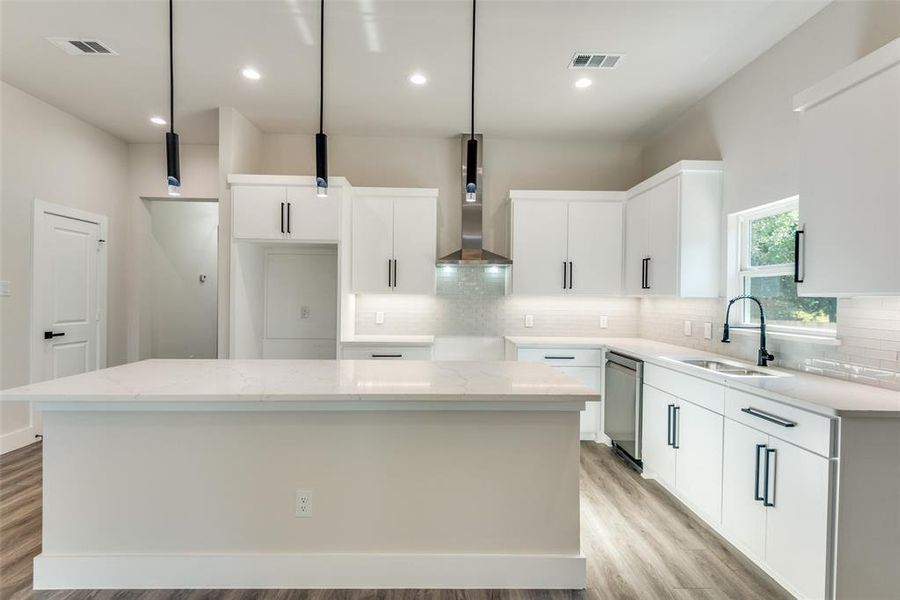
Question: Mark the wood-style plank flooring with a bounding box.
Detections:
[0,441,791,600]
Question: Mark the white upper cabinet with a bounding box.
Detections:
[794,38,900,296]
[352,188,437,295]
[624,161,723,297]
[510,191,625,296]
[230,176,342,241]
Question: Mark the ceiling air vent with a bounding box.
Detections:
[568,53,623,70]
[46,38,118,56]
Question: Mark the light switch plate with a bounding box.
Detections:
[599,316,608,329]
[704,322,712,340]
[524,314,534,328]
[0,281,9,297]
[375,311,384,325]
[683,320,692,336]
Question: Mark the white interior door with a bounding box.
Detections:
[36,212,103,381]
[351,195,394,293]
[392,197,436,294]
[567,201,623,295]
[511,200,568,295]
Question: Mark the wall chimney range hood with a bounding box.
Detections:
[437,134,513,266]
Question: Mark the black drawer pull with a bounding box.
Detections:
[371,353,402,358]
[544,355,575,360]
[741,407,796,428]
[44,331,65,340]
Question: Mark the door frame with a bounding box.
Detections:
[30,199,109,385]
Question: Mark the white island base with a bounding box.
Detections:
[5,360,592,590]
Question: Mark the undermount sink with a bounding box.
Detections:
[674,358,782,378]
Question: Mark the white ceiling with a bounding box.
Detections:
[1,0,828,144]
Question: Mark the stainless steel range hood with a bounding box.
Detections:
[437,134,513,266]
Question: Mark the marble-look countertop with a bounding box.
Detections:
[340,335,435,346]
[506,336,900,418]
[0,359,596,410]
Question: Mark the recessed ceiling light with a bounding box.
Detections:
[241,67,262,80]
[409,72,428,85]
[575,78,592,89]
[150,116,167,126]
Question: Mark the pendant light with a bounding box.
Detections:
[465,0,478,203]
[315,0,328,198]
[165,0,181,196]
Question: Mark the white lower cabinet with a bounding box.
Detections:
[720,411,833,599]
[515,347,603,440]
[641,385,677,488]
[642,383,723,522]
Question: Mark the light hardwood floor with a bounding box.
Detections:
[0,441,790,600]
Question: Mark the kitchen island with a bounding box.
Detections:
[1,359,594,590]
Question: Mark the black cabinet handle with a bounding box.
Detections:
[741,407,796,428]
[672,405,680,448]
[667,404,674,446]
[754,444,766,501]
[544,355,575,360]
[371,353,402,358]
[43,331,65,340]
[562,261,568,289]
[286,202,291,234]
[642,257,652,290]
[568,261,573,290]
[280,202,285,234]
[793,229,804,283]
[392,259,397,288]
[763,448,776,507]
[387,259,393,288]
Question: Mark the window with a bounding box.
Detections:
[734,197,836,335]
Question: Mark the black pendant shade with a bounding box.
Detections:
[465,0,477,203]
[315,0,328,198]
[166,0,181,195]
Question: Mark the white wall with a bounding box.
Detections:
[148,200,219,359]
[260,133,643,258]
[0,82,129,447]
[125,143,218,361]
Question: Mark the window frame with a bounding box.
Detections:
[731,196,837,338]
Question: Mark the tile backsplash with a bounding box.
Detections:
[639,296,900,390]
[355,267,900,390]
[355,267,639,338]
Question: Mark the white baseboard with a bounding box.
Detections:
[0,426,38,455]
[34,553,586,590]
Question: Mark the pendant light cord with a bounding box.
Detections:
[319,0,324,135]
[470,0,476,140]
[169,0,174,133]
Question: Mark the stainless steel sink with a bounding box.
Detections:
[675,358,781,377]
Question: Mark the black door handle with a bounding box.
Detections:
[286,202,291,234]
[44,331,65,340]
[763,448,776,507]
[280,202,285,234]
[667,404,675,446]
[754,444,766,501]
[562,261,567,289]
[392,259,397,288]
[793,229,804,283]
[388,259,393,288]
[672,405,680,449]
[568,261,573,290]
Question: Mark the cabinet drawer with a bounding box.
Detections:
[725,388,835,457]
[516,347,604,367]
[644,363,725,414]
[341,345,432,360]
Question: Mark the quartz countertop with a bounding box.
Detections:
[505,336,900,417]
[0,359,596,410]
[340,335,435,346]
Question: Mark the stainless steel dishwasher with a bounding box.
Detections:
[603,351,644,468]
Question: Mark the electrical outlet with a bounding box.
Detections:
[704,322,713,340]
[375,311,384,325]
[0,281,9,297]
[525,314,534,328]
[599,315,608,329]
[683,320,692,336]
[295,490,312,518]
[301,305,310,319]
